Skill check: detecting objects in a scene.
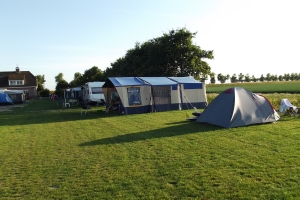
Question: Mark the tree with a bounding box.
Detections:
[217,73,229,83]
[238,73,244,82]
[210,72,216,84]
[104,28,214,80]
[259,74,265,82]
[40,89,50,97]
[69,66,105,87]
[36,75,46,96]
[199,73,208,82]
[290,73,298,81]
[271,74,278,81]
[69,72,83,87]
[55,73,64,83]
[251,75,257,82]
[283,73,290,81]
[82,66,104,82]
[266,73,271,81]
[244,73,251,82]
[55,80,69,96]
[230,74,237,83]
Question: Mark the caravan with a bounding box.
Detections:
[82,82,105,105]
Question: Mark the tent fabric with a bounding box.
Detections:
[279,98,298,113]
[138,77,180,112]
[168,77,206,109]
[139,77,177,86]
[0,90,25,104]
[103,77,146,88]
[0,93,14,105]
[196,87,280,128]
[102,76,207,115]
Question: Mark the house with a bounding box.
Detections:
[0,66,38,98]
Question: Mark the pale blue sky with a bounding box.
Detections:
[1,0,299,90]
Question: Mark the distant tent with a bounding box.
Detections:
[0,89,25,104]
[0,93,14,105]
[279,98,298,113]
[196,87,280,128]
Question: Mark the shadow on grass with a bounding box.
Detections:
[79,122,222,146]
[0,107,121,126]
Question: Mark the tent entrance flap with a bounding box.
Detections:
[152,86,171,111]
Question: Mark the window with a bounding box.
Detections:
[9,80,24,85]
[91,87,103,94]
[127,87,141,106]
[111,92,120,103]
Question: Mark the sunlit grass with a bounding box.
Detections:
[206,81,300,94]
[0,98,299,199]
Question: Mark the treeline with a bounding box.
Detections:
[36,27,299,96]
[211,72,300,84]
[41,28,215,95]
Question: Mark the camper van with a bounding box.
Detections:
[82,82,105,105]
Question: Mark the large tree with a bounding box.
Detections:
[69,66,105,87]
[55,73,64,83]
[105,28,214,80]
[55,80,69,96]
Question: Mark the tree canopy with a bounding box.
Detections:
[104,28,214,79]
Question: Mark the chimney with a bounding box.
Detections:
[16,65,20,73]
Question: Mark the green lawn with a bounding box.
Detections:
[206,81,300,94]
[0,99,300,199]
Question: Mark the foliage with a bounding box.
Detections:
[210,72,216,84]
[230,73,237,83]
[0,99,300,199]
[36,74,45,94]
[104,28,214,79]
[40,88,50,97]
[217,73,229,83]
[69,66,105,87]
[55,80,69,96]
[55,72,64,83]
[213,72,300,83]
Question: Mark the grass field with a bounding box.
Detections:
[206,81,300,94]
[0,97,300,199]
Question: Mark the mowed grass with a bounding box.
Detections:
[0,99,300,199]
[206,81,300,94]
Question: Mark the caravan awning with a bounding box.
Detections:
[168,76,201,84]
[139,77,177,86]
[103,77,147,87]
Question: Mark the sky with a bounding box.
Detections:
[1,0,300,90]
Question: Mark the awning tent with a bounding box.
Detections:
[102,76,208,115]
[102,77,151,114]
[168,77,207,110]
[139,77,179,112]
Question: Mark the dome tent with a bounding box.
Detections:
[0,93,14,105]
[196,87,280,128]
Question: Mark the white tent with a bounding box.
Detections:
[279,98,298,113]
